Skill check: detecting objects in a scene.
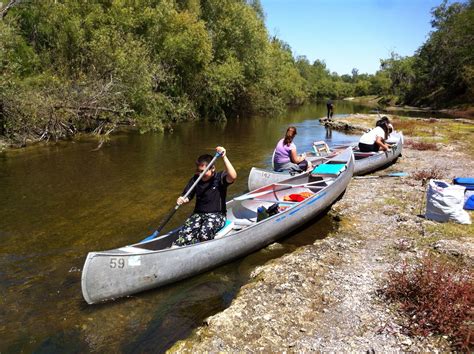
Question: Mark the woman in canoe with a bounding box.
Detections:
[358,119,391,152]
[173,146,237,246]
[273,126,312,172]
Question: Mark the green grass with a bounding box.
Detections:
[426,220,474,239]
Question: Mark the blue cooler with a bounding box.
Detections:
[453,177,474,210]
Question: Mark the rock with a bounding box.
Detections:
[432,239,474,263]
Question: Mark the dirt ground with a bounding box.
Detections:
[171,115,474,352]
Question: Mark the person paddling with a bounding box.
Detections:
[173,146,237,246]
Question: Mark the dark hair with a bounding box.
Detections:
[375,116,391,140]
[283,126,297,146]
[376,116,390,127]
[377,122,389,140]
[196,154,214,166]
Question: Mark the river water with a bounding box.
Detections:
[0,102,371,352]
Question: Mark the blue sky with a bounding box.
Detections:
[260,0,443,75]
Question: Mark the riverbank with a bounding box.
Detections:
[343,96,474,119]
[171,115,473,351]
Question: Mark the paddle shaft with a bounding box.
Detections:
[354,173,407,180]
[155,153,220,234]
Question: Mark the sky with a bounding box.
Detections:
[260,0,444,75]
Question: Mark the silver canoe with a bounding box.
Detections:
[81,147,354,304]
[248,131,403,191]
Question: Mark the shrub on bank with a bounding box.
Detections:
[405,139,439,151]
[382,256,473,350]
[412,166,445,180]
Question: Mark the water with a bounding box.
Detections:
[0,102,370,352]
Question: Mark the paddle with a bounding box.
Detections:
[141,152,221,242]
[353,172,408,179]
[235,178,334,201]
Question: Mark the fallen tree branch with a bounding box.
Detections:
[1,0,19,20]
[53,105,134,115]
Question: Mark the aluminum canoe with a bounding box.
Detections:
[81,147,354,304]
[248,131,403,191]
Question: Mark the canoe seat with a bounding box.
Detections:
[214,220,235,239]
[311,163,346,176]
[354,151,378,157]
[312,141,331,156]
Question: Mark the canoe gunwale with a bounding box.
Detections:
[81,148,354,304]
[248,132,403,191]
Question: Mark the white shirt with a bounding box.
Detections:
[359,126,386,145]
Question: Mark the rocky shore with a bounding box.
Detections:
[171,114,473,352]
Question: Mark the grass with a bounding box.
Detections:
[383,196,407,208]
[392,116,474,153]
[426,221,474,239]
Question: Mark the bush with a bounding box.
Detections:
[382,256,473,350]
[405,139,439,151]
[412,166,445,181]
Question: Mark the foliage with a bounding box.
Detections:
[380,53,416,102]
[0,0,307,145]
[411,166,446,180]
[1,0,472,146]
[404,140,439,151]
[382,256,473,350]
[378,0,474,107]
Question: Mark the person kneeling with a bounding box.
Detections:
[173,146,237,246]
[358,119,391,152]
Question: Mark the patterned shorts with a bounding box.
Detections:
[173,212,226,246]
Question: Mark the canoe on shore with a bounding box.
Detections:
[81,147,354,304]
[248,132,403,191]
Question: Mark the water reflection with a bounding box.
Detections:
[0,102,369,352]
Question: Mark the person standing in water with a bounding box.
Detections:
[326,99,334,120]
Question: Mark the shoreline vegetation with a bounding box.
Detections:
[171,114,474,352]
[1,0,473,149]
[343,96,474,119]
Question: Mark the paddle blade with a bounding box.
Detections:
[388,172,408,177]
[141,230,159,243]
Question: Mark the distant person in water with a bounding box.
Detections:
[273,126,312,172]
[326,99,334,120]
[358,119,391,152]
[173,146,237,246]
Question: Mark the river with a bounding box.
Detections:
[0,102,371,352]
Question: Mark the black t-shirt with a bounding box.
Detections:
[183,171,232,213]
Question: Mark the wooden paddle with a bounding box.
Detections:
[141,152,221,242]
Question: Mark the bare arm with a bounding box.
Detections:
[216,146,237,183]
[290,148,305,164]
[375,136,390,151]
